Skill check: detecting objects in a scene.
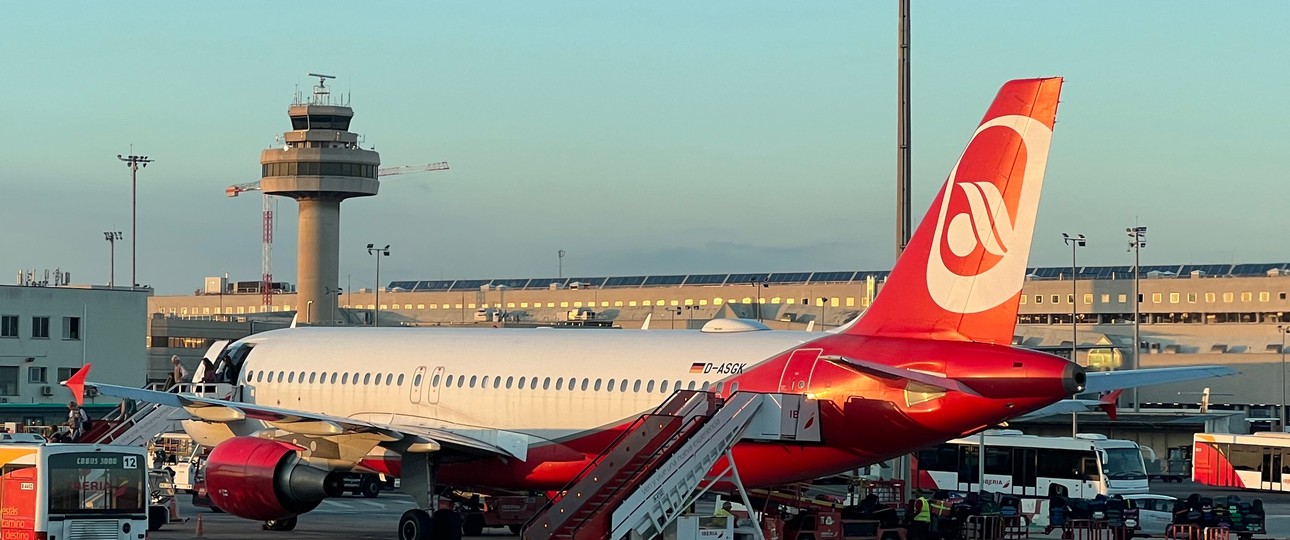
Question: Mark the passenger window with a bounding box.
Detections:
[298,371,306,382]
[430,374,440,387]
[621,379,629,392]
[646,380,655,393]
[517,376,526,389]
[660,380,669,393]
[413,373,423,387]
[594,379,602,391]
[352,372,360,383]
[469,376,478,388]
[687,380,696,390]
[730,382,739,394]
[715,382,724,395]
[555,378,564,391]
[457,376,466,388]
[675,380,682,392]
[385,374,394,385]
[543,377,551,390]
[256,371,264,383]
[482,376,490,388]
[633,380,642,392]
[581,379,589,391]
[397,374,405,386]
[330,373,338,384]
[700,381,710,391]
[341,373,348,384]
[607,379,616,392]
[288,372,295,383]
[363,373,372,385]
[506,376,514,389]
[530,377,539,390]
[446,375,455,387]
[308,372,316,384]
[493,377,501,389]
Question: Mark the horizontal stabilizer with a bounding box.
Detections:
[1083,366,1236,394]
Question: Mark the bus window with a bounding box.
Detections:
[1014,447,1038,488]
[985,446,1011,476]
[47,451,147,515]
[959,446,979,484]
[1081,456,1102,482]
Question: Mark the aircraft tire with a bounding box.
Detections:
[362,477,382,498]
[399,509,434,540]
[462,513,485,536]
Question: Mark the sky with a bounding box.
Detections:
[2,2,1287,295]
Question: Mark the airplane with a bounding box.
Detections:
[67,77,1234,540]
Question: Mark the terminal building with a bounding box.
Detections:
[0,282,147,427]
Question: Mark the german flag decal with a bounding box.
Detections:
[689,362,705,373]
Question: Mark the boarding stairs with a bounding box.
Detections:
[523,390,820,540]
[89,382,234,445]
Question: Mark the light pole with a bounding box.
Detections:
[684,305,698,329]
[103,231,122,287]
[1063,233,1086,436]
[668,307,681,329]
[558,250,566,279]
[1127,226,1147,412]
[117,152,152,287]
[325,286,342,325]
[750,277,769,322]
[1276,324,1289,430]
[366,244,390,326]
[819,297,829,330]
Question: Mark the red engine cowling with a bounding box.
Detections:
[205,436,343,521]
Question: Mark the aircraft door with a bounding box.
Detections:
[410,366,427,404]
[779,348,822,393]
[426,366,445,404]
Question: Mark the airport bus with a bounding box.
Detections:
[0,433,151,538]
[913,430,1149,497]
[1193,432,1290,492]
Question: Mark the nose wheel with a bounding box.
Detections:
[262,516,297,531]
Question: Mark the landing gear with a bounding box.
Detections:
[462,512,485,536]
[262,516,298,531]
[399,509,434,540]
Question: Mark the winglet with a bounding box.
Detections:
[1098,389,1123,421]
[61,364,92,406]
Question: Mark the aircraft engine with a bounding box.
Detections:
[205,436,345,521]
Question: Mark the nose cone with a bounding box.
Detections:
[1064,362,1087,395]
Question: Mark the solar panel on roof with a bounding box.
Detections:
[567,277,607,287]
[767,272,811,284]
[526,278,565,289]
[643,275,686,286]
[491,279,530,289]
[601,276,645,287]
[450,279,489,291]
[684,274,728,285]
[1232,263,1288,276]
[809,271,856,283]
[415,280,454,291]
[388,281,418,290]
[728,273,770,284]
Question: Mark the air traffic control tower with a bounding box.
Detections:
[260,74,379,324]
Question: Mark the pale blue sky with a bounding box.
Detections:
[1,2,1287,294]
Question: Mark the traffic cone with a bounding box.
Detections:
[168,498,184,523]
[194,513,204,538]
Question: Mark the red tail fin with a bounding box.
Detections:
[62,363,91,406]
[1098,390,1123,421]
[850,78,1063,343]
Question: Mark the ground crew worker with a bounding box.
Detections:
[715,501,734,518]
[910,490,932,540]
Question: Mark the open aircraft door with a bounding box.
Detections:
[779,348,821,393]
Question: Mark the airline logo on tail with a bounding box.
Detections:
[926,114,1052,314]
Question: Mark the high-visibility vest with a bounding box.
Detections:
[914,497,932,523]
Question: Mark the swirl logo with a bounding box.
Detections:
[926,114,1052,314]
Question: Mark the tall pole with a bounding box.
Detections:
[117,152,153,287]
[895,0,912,258]
[1063,233,1086,435]
[103,231,122,287]
[1127,226,1147,412]
[367,244,390,326]
[558,250,566,279]
[1280,325,1287,432]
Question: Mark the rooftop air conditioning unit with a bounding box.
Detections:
[40,386,53,397]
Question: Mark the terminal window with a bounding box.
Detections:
[27,367,45,383]
[0,315,16,338]
[62,317,80,340]
[0,367,16,396]
[30,317,49,339]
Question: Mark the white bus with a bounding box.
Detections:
[0,434,153,538]
[913,430,1149,498]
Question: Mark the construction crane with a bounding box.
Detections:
[226,162,450,306]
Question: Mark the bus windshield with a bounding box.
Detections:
[1103,447,1147,480]
[46,452,146,515]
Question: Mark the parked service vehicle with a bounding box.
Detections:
[1122,493,1176,536]
[914,430,1149,498]
[0,434,161,536]
[147,432,206,492]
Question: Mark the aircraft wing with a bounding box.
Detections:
[1011,390,1122,422]
[63,365,527,461]
[1082,365,1237,394]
